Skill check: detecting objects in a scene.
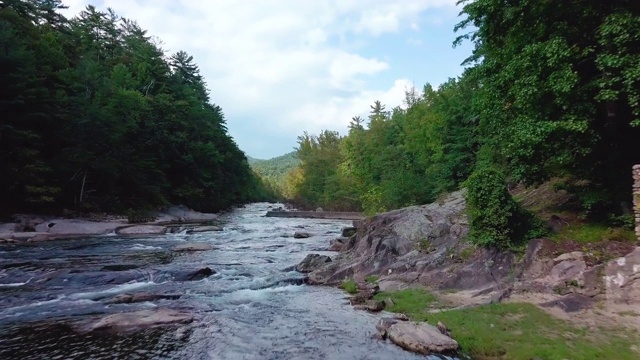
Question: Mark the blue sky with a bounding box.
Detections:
[61,0,474,159]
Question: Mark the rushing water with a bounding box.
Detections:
[0,203,455,359]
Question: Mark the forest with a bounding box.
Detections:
[0,0,275,218]
[284,0,640,248]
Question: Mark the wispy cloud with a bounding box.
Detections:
[61,0,464,158]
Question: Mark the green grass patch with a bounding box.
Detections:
[365,275,379,284]
[373,289,438,321]
[551,223,636,243]
[339,279,358,294]
[378,290,640,360]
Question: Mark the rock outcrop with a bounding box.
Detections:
[604,247,640,305]
[308,190,514,292]
[187,226,223,233]
[116,225,167,236]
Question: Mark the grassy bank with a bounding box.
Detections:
[372,289,640,360]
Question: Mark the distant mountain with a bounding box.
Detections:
[249,151,300,180]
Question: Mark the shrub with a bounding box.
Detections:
[125,209,157,224]
[465,167,546,249]
[339,279,358,294]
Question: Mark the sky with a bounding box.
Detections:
[60,0,474,159]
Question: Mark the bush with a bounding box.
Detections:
[339,279,358,294]
[465,167,546,249]
[125,209,157,224]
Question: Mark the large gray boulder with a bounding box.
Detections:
[386,322,458,354]
[296,254,332,273]
[605,247,640,304]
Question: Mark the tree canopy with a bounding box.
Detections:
[0,1,273,217]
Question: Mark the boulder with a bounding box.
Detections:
[85,309,193,332]
[386,322,459,354]
[376,318,400,332]
[296,254,332,273]
[172,242,214,252]
[38,219,124,236]
[293,231,312,239]
[117,225,167,236]
[187,226,223,233]
[174,267,216,281]
[540,293,594,313]
[159,205,218,222]
[27,234,50,242]
[604,247,640,304]
[354,299,385,312]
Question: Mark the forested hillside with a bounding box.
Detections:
[285,0,640,248]
[0,0,273,217]
[248,152,300,197]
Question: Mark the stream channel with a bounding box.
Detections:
[0,203,457,359]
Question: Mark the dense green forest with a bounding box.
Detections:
[285,0,640,248]
[0,0,274,217]
[248,152,300,198]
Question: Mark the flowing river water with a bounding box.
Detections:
[0,203,455,359]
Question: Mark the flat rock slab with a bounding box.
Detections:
[387,322,458,354]
[117,225,167,236]
[172,242,214,252]
[187,226,223,233]
[105,293,182,304]
[540,293,594,313]
[86,309,192,332]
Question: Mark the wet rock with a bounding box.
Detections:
[117,225,167,236]
[85,309,193,332]
[328,237,346,252]
[540,293,594,313]
[293,231,312,239]
[296,254,332,273]
[27,234,50,242]
[376,318,400,332]
[187,226,223,233]
[387,322,459,354]
[106,293,182,304]
[341,227,357,237]
[174,267,216,281]
[348,289,377,305]
[172,242,213,252]
[0,238,18,244]
[604,247,640,304]
[354,299,385,312]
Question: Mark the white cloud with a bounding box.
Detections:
[59,0,460,158]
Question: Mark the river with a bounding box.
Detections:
[0,203,454,359]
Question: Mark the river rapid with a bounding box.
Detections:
[0,203,454,359]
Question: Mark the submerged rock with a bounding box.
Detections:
[174,267,216,281]
[85,309,193,332]
[386,322,458,354]
[105,293,182,304]
[293,231,312,239]
[117,225,167,236]
[296,254,332,273]
[172,242,214,252]
[187,226,223,233]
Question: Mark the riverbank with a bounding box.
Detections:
[0,205,219,242]
[301,189,640,358]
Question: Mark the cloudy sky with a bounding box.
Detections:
[61,0,473,159]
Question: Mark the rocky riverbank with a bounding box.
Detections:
[0,205,220,243]
[297,189,640,358]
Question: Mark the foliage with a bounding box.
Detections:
[364,275,378,284]
[551,223,636,243]
[0,2,273,217]
[339,279,358,294]
[372,289,438,320]
[125,209,157,224]
[465,167,546,248]
[248,151,300,197]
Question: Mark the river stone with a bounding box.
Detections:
[187,226,223,233]
[296,254,332,273]
[354,299,385,312]
[172,242,213,252]
[376,318,400,332]
[117,225,167,236]
[106,293,182,304]
[293,231,312,239]
[87,309,193,332]
[387,322,459,354]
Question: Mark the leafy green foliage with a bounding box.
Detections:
[0,3,273,217]
[465,167,546,248]
[339,279,358,294]
[248,152,300,196]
